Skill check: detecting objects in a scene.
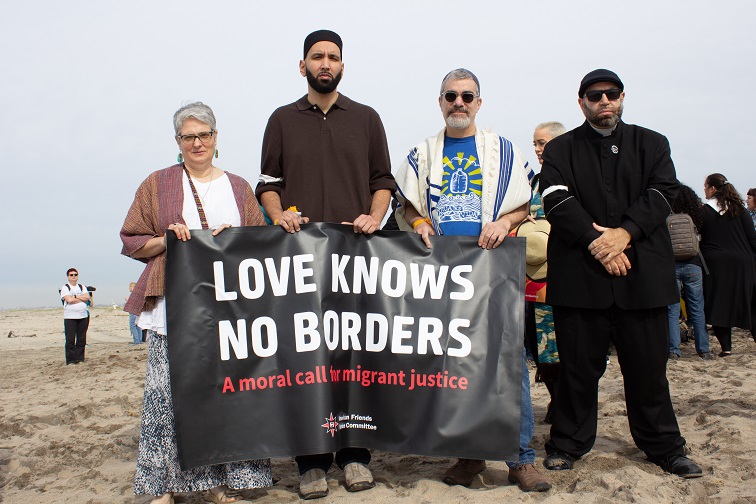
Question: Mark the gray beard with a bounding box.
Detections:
[584,102,623,128]
[446,114,471,130]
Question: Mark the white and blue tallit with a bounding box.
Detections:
[395,128,532,232]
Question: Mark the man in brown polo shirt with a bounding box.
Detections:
[256,29,395,235]
[255,29,395,499]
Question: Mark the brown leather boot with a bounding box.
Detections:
[442,458,487,487]
[508,464,552,492]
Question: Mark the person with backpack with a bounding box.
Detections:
[60,268,90,365]
[667,185,712,360]
[701,174,756,356]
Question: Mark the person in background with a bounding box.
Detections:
[746,188,756,228]
[256,29,395,499]
[666,184,712,360]
[700,174,756,356]
[528,121,566,422]
[128,282,144,344]
[121,102,271,504]
[60,268,90,365]
[395,68,550,493]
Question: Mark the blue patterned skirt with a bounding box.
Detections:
[134,331,272,495]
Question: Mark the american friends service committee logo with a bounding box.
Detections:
[321,412,377,437]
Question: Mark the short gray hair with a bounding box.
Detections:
[440,68,480,96]
[173,102,217,135]
[534,121,567,139]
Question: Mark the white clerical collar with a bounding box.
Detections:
[589,122,616,137]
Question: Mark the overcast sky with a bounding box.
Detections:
[1,0,753,309]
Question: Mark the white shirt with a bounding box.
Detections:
[61,283,89,319]
[182,172,241,230]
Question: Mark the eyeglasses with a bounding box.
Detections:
[583,88,622,103]
[177,131,215,145]
[69,273,78,276]
[442,91,478,104]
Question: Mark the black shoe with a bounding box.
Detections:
[719,351,732,357]
[543,451,575,471]
[649,455,703,478]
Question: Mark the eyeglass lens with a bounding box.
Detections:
[443,91,476,104]
[179,131,214,144]
[584,89,622,102]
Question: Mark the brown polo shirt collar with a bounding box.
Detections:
[295,93,352,112]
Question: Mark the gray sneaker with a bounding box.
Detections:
[300,468,328,500]
[344,462,375,492]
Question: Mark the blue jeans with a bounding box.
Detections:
[667,263,709,355]
[129,313,143,344]
[507,347,536,468]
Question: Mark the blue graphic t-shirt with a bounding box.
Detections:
[436,135,482,236]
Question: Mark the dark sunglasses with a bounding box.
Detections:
[69,273,78,276]
[584,88,622,103]
[442,91,477,104]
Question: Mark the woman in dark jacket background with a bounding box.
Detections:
[700,173,756,356]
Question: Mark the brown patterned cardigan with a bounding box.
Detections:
[120,164,265,315]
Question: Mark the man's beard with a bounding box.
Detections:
[306,67,342,94]
[445,107,471,130]
[583,102,623,128]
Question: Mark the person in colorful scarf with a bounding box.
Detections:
[525,121,566,422]
[121,102,271,504]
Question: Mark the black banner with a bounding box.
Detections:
[166,223,525,469]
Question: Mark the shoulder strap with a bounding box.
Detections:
[698,250,710,275]
[183,166,210,230]
[653,188,672,216]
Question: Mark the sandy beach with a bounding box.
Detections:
[1,307,755,503]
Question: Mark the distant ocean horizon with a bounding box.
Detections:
[0,283,129,312]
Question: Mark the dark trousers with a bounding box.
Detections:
[64,317,89,363]
[713,293,756,350]
[295,448,371,475]
[712,326,732,352]
[524,301,538,360]
[545,304,685,460]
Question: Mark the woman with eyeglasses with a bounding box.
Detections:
[120,102,271,504]
[700,173,756,357]
[60,268,90,364]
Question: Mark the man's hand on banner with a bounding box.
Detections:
[412,219,435,249]
[480,203,529,250]
[479,221,509,250]
[344,214,381,234]
[276,209,309,233]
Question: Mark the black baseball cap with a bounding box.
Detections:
[578,69,623,97]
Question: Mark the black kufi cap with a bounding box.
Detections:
[578,69,624,97]
[303,29,343,59]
